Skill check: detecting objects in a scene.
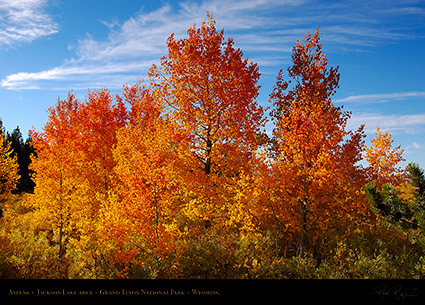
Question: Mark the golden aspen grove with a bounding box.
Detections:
[1,15,425,279]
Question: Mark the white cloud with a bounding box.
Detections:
[0,0,58,47]
[348,112,425,134]
[73,0,296,62]
[335,92,425,104]
[412,142,422,149]
[1,61,152,90]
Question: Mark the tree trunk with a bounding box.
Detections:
[300,199,308,256]
[204,130,212,175]
[58,213,64,259]
[58,166,65,260]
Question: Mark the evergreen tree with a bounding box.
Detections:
[0,119,5,137]
[21,135,36,193]
[365,163,425,245]
[5,127,35,193]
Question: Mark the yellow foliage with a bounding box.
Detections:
[365,127,406,187]
[0,134,19,201]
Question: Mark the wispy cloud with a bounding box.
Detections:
[412,142,422,149]
[1,0,423,90]
[335,91,425,104]
[348,112,425,134]
[0,0,59,47]
[1,60,152,90]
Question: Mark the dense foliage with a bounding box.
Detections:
[1,15,424,279]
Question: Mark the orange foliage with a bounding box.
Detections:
[78,89,128,193]
[29,93,86,262]
[266,28,369,255]
[97,83,185,277]
[148,14,266,233]
[27,90,128,277]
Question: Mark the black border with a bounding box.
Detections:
[1,279,425,304]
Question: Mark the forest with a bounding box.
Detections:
[1,15,425,279]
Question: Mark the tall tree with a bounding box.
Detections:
[98,83,185,278]
[65,88,127,278]
[268,28,368,255]
[28,93,87,263]
[26,89,128,277]
[148,14,266,232]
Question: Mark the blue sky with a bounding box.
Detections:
[0,0,424,167]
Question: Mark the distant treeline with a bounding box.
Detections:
[0,120,35,193]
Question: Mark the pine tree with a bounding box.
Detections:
[21,135,36,193]
[5,127,35,193]
[365,163,425,243]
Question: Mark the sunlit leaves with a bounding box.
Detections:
[266,28,369,255]
[0,132,19,201]
[365,126,406,187]
[148,14,266,234]
[97,83,184,277]
[21,89,128,277]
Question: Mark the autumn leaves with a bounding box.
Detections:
[265,28,369,256]
[0,136,19,202]
[0,15,409,278]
